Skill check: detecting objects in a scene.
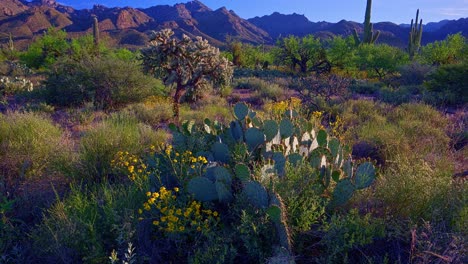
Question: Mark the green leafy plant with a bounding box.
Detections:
[318,209,385,262]
[44,55,162,109]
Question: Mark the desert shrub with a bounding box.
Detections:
[348,80,382,95]
[233,68,291,78]
[317,209,386,263]
[235,77,287,103]
[124,96,173,127]
[376,156,453,220]
[340,101,454,221]
[43,56,164,109]
[31,183,145,263]
[20,28,70,69]
[397,62,433,86]
[420,33,467,65]
[423,62,468,106]
[288,75,351,102]
[0,112,73,190]
[277,163,327,233]
[379,85,421,105]
[78,113,168,182]
[341,101,449,160]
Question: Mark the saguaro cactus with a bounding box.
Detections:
[353,0,380,45]
[8,33,14,52]
[408,9,423,60]
[92,15,100,47]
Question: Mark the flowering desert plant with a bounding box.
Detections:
[139,186,220,235]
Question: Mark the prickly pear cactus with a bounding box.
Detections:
[354,162,376,189]
[234,164,251,182]
[243,181,269,208]
[332,178,355,206]
[269,192,293,251]
[211,142,230,163]
[234,102,249,121]
[264,120,279,141]
[245,127,265,151]
[187,176,218,202]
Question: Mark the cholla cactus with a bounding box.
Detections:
[0,76,33,98]
[140,29,233,121]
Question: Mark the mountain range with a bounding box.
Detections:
[1,0,467,49]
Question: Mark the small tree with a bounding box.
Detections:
[420,33,467,65]
[140,29,233,121]
[274,35,325,73]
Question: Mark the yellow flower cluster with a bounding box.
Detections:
[164,145,208,171]
[264,97,302,118]
[329,115,344,138]
[140,186,220,234]
[312,111,323,120]
[111,151,148,181]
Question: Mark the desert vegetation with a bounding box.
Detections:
[0,2,467,262]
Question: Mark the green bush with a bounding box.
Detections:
[318,209,386,263]
[44,56,165,109]
[277,163,326,233]
[397,62,433,86]
[20,28,70,69]
[376,156,453,220]
[348,80,382,95]
[0,112,73,187]
[79,113,168,182]
[423,62,468,106]
[379,85,421,105]
[31,183,145,263]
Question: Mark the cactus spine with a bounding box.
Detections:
[92,15,100,48]
[353,0,380,45]
[408,9,423,60]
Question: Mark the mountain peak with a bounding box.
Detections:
[185,0,211,13]
[29,0,57,7]
[0,0,28,17]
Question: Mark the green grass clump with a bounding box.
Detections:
[235,77,287,103]
[180,101,232,124]
[124,96,173,127]
[0,112,73,185]
[79,112,169,182]
[340,100,455,221]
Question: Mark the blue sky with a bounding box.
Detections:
[56,0,468,23]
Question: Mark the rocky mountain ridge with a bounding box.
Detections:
[0,0,466,49]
